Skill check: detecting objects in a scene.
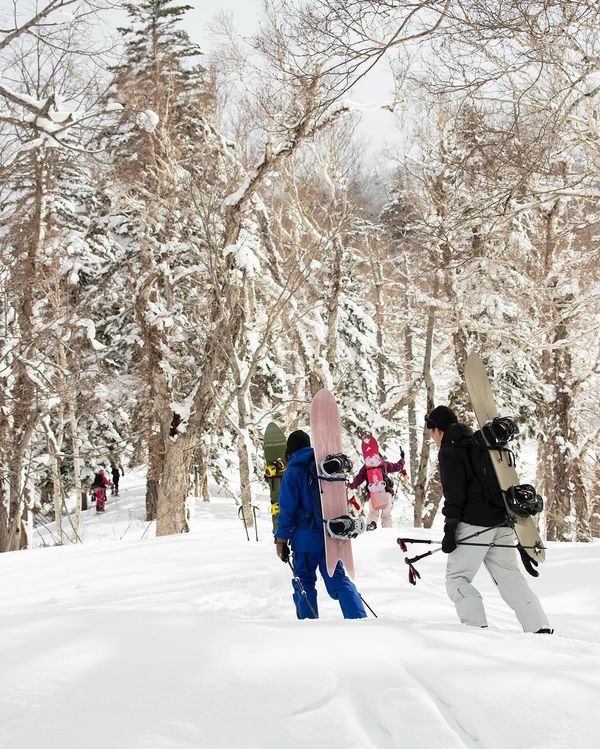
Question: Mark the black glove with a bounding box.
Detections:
[275,538,290,563]
[517,544,539,577]
[441,523,458,554]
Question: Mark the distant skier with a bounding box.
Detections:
[109,458,124,496]
[347,439,409,530]
[426,405,552,634]
[274,429,367,620]
[91,467,113,513]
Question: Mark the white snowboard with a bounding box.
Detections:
[464,353,546,563]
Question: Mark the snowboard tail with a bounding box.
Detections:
[464,354,546,562]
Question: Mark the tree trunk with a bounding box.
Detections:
[412,283,437,527]
[544,308,591,541]
[68,399,83,541]
[231,348,255,526]
[156,434,191,536]
[4,157,46,551]
[146,422,163,521]
[325,235,343,373]
[193,443,211,502]
[401,256,419,482]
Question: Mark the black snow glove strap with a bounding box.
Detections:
[441,522,458,554]
[517,544,539,577]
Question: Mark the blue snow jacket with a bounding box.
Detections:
[274,446,324,553]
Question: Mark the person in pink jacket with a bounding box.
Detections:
[347,451,409,530]
[91,467,113,513]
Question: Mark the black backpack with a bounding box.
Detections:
[464,431,507,510]
[459,417,543,518]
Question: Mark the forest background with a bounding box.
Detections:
[0,0,598,553]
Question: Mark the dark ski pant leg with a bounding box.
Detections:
[445,523,490,627]
[94,488,106,510]
[291,551,319,619]
[483,528,550,633]
[319,557,367,619]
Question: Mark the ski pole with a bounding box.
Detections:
[457,542,544,550]
[238,506,249,541]
[360,594,378,619]
[399,539,543,550]
[398,522,507,552]
[398,522,509,585]
[405,548,439,564]
[238,505,260,542]
[397,537,439,546]
[287,559,319,619]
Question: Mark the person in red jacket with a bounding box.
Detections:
[347,447,409,530]
[91,467,113,513]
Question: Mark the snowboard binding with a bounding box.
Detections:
[325,515,366,540]
[264,458,286,479]
[320,453,353,478]
[505,484,544,517]
[482,416,519,448]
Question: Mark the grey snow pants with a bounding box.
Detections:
[445,523,550,633]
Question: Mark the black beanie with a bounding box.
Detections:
[425,406,458,431]
[286,429,311,455]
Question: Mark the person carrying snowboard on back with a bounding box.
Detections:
[426,405,552,634]
[347,441,409,530]
[91,466,113,513]
[273,429,367,620]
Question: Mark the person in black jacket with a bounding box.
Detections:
[426,405,552,633]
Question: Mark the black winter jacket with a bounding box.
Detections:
[438,423,508,528]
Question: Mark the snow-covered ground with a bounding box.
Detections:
[1,472,599,748]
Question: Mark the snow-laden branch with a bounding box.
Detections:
[342,98,395,113]
[0,82,125,163]
[0,0,87,53]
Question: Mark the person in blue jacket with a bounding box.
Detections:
[274,429,367,620]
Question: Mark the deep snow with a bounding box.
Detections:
[1,472,598,748]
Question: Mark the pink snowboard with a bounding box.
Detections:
[310,389,355,578]
[361,434,388,511]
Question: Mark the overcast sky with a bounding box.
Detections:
[182,0,399,158]
[0,0,400,158]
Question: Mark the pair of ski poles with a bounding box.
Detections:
[287,559,377,619]
[397,523,542,585]
[239,505,260,541]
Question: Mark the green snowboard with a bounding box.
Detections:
[263,422,287,532]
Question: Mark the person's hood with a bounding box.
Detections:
[287,446,315,467]
[441,422,473,446]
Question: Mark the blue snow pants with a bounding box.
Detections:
[291,550,367,620]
